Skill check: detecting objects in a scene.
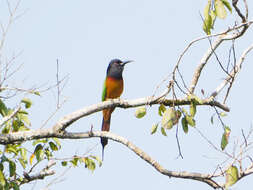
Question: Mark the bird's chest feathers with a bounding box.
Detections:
[106,77,124,99]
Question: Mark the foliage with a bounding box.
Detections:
[203,0,232,34]
[0,93,102,189]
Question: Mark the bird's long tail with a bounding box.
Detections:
[101,117,111,160]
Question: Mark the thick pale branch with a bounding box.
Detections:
[51,94,228,132]
[0,95,229,145]
[52,89,168,132]
[48,131,223,189]
[189,35,224,94]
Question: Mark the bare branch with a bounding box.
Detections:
[232,0,247,22]
[189,12,252,95]
[20,160,56,185]
[211,42,253,98]
[50,131,223,188]
[0,105,20,126]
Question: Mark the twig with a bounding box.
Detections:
[20,160,56,185]
[0,105,20,126]
[175,124,183,159]
[56,59,60,108]
[211,42,253,98]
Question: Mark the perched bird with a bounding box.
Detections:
[101,59,132,160]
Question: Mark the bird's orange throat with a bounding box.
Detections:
[105,77,124,99]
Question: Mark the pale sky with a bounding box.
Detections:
[1,0,253,190]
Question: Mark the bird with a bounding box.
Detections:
[101,59,132,160]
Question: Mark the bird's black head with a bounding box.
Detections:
[106,59,132,79]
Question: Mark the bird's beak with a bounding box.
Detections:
[121,60,133,66]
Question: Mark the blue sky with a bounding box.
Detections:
[1,0,253,189]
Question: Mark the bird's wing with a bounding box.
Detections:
[102,79,107,101]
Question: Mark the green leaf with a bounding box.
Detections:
[32,139,48,146]
[21,98,32,109]
[210,115,214,124]
[161,108,177,129]
[70,158,79,167]
[158,104,166,116]
[160,127,167,136]
[151,123,158,135]
[52,138,61,148]
[181,117,188,134]
[20,148,27,162]
[88,160,96,172]
[0,100,8,116]
[18,158,26,169]
[5,145,18,155]
[2,125,10,134]
[0,170,6,187]
[210,10,216,28]
[49,142,58,151]
[83,158,96,172]
[18,125,29,132]
[34,144,44,162]
[61,161,68,166]
[82,157,89,167]
[204,0,211,19]
[33,91,41,96]
[134,106,146,119]
[10,182,19,190]
[203,14,212,35]
[8,161,16,177]
[221,0,232,13]
[225,126,231,133]
[0,163,3,171]
[225,165,239,188]
[215,0,227,19]
[185,115,196,127]
[17,113,31,126]
[1,155,8,163]
[190,102,196,117]
[17,110,28,115]
[90,156,102,167]
[44,148,52,159]
[219,112,227,117]
[221,126,230,150]
[181,108,188,115]
[221,134,227,150]
[12,120,22,132]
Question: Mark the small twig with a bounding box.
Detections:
[241,129,248,147]
[223,41,237,104]
[213,105,226,130]
[0,105,20,126]
[175,124,183,159]
[211,42,253,98]
[20,160,56,185]
[40,98,67,129]
[232,0,247,22]
[56,59,60,108]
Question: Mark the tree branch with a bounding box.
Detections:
[211,42,253,98]
[188,0,252,95]
[52,93,229,132]
[0,105,20,126]
[20,160,56,185]
[35,131,224,189]
[0,94,229,145]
